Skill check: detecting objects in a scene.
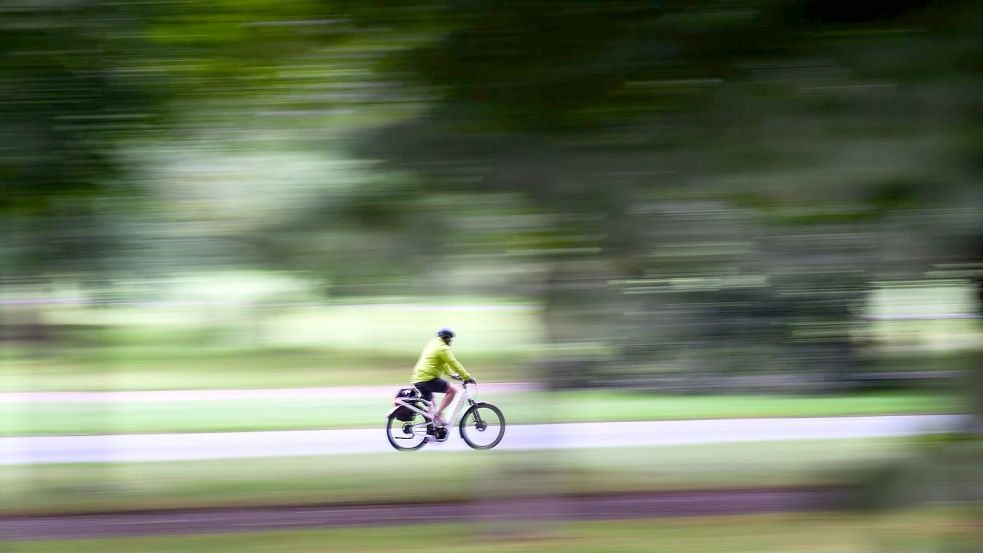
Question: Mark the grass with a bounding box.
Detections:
[0,346,530,391]
[1,297,545,391]
[35,301,545,355]
[5,509,979,552]
[0,438,915,515]
[3,284,979,393]
[0,390,959,436]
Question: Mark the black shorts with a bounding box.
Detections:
[414,378,449,401]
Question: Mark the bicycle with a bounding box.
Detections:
[386,375,506,451]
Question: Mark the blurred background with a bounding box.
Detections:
[1,0,981,551]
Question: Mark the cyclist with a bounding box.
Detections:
[411,327,476,428]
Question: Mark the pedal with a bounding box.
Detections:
[433,427,449,442]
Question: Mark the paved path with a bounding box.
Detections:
[0,487,845,541]
[0,415,964,465]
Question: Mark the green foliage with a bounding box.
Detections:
[3,0,981,392]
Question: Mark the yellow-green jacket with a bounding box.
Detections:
[411,338,473,383]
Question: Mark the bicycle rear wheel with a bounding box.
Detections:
[459,402,505,450]
[386,411,429,451]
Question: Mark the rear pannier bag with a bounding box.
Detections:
[393,387,420,422]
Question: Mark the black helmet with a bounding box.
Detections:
[436,327,455,339]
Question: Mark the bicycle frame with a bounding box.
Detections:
[389,381,478,432]
[387,378,502,450]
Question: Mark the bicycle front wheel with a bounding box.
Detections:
[459,402,505,450]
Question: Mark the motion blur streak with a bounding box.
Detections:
[1,1,980,551]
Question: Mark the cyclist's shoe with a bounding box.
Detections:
[431,426,449,442]
[433,413,447,427]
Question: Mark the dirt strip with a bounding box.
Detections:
[0,487,848,541]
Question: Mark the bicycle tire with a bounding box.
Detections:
[458,402,506,450]
[386,412,428,451]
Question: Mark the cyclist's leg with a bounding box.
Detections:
[416,378,452,424]
[414,380,441,424]
[435,383,461,423]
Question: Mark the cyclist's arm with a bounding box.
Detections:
[440,347,472,381]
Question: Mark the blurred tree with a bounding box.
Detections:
[0,2,153,278]
[2,0,980,393]
[0,0,402,348]
[354,0,983,390]
[0,0,398,285]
